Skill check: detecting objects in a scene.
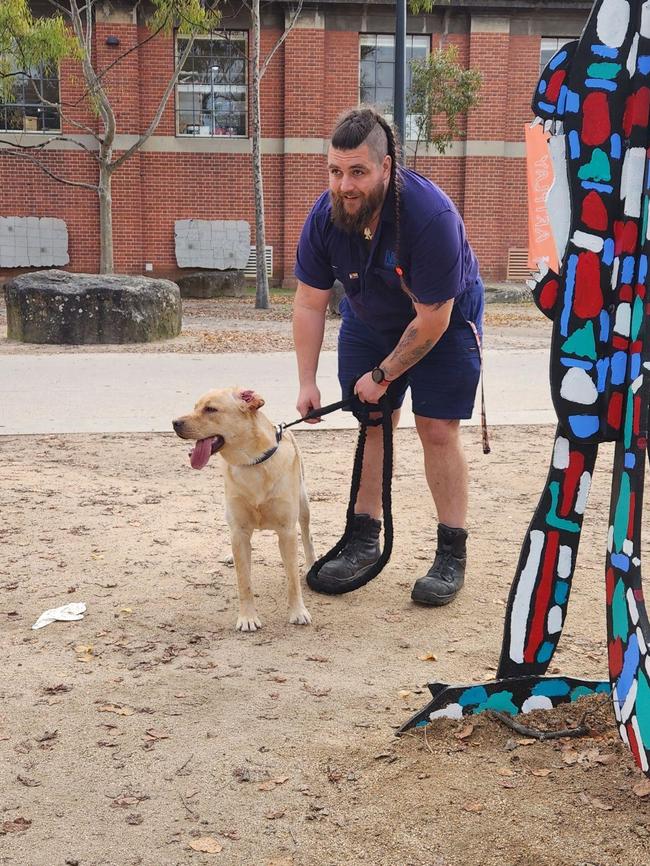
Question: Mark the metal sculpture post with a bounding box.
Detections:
[400,0,650,779]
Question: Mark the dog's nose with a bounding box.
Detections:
[172,419,183,433]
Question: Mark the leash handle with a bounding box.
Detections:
[283,377,392,431]
[282,397,352,430]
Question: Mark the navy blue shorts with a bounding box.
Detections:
[338,288,483,421]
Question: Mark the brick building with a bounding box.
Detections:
[0,0,592,284]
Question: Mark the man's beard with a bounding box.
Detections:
[330,181,386,235]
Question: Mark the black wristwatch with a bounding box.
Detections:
[371,366,391,385]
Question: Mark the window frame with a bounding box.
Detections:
[0,62,61,134]
[540,36,576,74]
[359,33,431,141]
[175,31,248,139]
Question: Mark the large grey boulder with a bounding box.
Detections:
[176,269,245,299]
[4,270,182,344]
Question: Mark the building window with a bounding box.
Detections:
[359,34,429,140]
[0,63,60,133]
[176,33,247,137]
[540,37,575,73]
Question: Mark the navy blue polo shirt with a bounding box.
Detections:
[295,167,481,337]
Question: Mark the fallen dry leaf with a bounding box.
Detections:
[189,837,223,854]
[2,817,31,833]
[111,796,140,808]
[145,728,170,740]
[398,690,412,700]
[516,738,536,746]
[633,778,650,798]
[302,684,331,698]
[258,781,277,791]
[579,793,613,811]
[98,705,135,716]
[463,802,484,814]
[306,655,329,663]
[264,809,286,820]
[593,752,617,766]
[454,722,475,741]
[418,651,438,661]
[35,730,58,743]
[17,775,40,787]
[43,684,72,695]
[530,768,552,778]
[74,644,94,662]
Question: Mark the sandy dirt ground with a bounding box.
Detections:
[2,296,650,866]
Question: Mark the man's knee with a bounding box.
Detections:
[415,417,460,450]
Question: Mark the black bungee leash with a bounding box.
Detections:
[280,392,395,594]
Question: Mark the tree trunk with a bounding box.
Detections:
[251,0,269,310]
[98,154,114,274]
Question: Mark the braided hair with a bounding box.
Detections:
[330,107,416,303]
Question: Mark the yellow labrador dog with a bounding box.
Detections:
[173,387,315,631]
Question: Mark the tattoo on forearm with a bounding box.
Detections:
[386,322,434,373]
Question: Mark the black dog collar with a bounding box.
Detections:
[247,425,283,466]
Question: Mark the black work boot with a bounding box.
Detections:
[411,524,467,606]
[307,513,381,595]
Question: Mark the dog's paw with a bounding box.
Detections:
[289,606,312,626]
[236,614,262,632]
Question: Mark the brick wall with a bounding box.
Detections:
[0,9,568,283]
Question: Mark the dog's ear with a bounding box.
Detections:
[237,389,265,411]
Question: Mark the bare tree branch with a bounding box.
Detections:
[111,35,195,171]
[68,0,116,145]
[45,0,75,15]
[0,147,98,190]
[0,134,97,155]
[90,22,167,95]
[260,0,303,78]
[24,76,101,142]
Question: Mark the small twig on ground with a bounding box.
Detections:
[179,793,199,819]
[175,754,194,776]
[487,709,590,741]
[422,724,435,755]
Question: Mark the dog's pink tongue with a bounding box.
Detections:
[190,437,214,470]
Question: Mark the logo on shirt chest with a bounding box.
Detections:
[384,249,397,268]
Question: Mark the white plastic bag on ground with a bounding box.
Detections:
[32,602,87,630]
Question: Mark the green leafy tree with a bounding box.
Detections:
[406,44,482,169]
[0,0,221,273]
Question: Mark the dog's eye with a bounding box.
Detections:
[204,406,219,413]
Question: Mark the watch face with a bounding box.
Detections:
[371,367,384,384]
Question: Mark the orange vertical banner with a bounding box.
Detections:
[525,122,559,273]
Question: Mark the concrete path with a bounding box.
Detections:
[0,347,555,436]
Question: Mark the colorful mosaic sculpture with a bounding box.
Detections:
[401,0,650,777]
